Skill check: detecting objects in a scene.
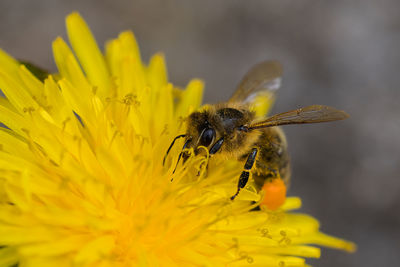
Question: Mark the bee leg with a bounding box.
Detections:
[172,139,191,176]
[163,134,186,166]
[231,148,258,200]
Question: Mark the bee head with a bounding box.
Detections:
[185,106,255,156]
[185,111,216,154]
[164,105,256,174]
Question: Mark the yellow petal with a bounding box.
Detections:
[66,12,110,98]
[0,247,19,267]
[18,65,45,106]
[73,235,115,264]
[147,53,168,91]
[118,31,141,65]
[0,71,38,114]
[52,37,92,100]
[19,235,90,257]
[0,48,20,81]
[175,79,204,118]
[0,105,31,136]
[105,38,121,78]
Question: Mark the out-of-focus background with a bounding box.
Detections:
[1,0,399,266]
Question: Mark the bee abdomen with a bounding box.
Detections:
[252,127,291,189]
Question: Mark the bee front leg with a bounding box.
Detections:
[231,148,258,200]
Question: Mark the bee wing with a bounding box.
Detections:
[229,61,283,116]
[248,105,349,130]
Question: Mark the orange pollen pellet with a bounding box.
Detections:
[260,178,287,210]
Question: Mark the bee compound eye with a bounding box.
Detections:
[200,128,216,147]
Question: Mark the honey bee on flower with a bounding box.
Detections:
[165,61,348,210]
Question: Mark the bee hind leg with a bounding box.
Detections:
[231,148,258,200]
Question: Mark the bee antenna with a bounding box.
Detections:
[163,134,186,166]
[172,139,191,174]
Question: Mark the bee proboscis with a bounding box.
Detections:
[164,61,349,210]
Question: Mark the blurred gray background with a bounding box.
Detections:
[1,0,399,266]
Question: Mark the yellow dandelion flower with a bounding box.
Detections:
[0,12,355,267]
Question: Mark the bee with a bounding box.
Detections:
[164,61,349,210]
